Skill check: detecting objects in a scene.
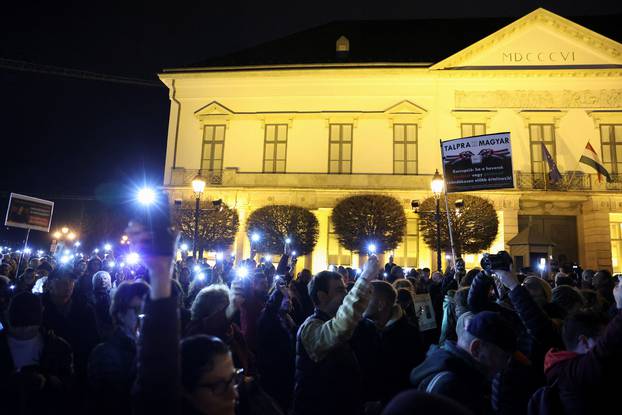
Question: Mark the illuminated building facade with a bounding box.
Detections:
[160,8,622,273]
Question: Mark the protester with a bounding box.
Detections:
[41,267,100,384]
[410,311,517,414]
[291,256,378,415]
[256,280,296,412]
[88,280,149,415]
[92,270,114,338]
[239,269,270,353]
[535,280,622,414]
[185,283,255,375]
[290,268,314,325]
[0,292,73,414]
[361,280,425,404]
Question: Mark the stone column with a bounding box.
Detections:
[500,196,520,251]
[579,197,612,270]
[235,206,248,264]
[312,209,329,274]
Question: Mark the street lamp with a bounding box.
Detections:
[431,169,445,272]
[191,175,207,259]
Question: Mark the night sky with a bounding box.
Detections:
[1,1,620,249]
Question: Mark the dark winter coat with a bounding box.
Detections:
[41,294,100,379]
[290,280,314,326]
[0,329,73,415]
[257,289,297,412]
[410,341,492,414]
[87,327,137,415]
[292,309,363,415]
[542,310,622,414]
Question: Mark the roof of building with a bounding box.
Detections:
[507,226,556,247]
[166,12,622,72]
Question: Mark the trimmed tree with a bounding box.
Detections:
[246,205,319,255]
[173,202,239,252]
[418,194,498,256]
[331,194,406,253]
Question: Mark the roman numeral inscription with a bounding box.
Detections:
[502,51,576,63]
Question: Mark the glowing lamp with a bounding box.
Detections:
[191,175,207,194]
[431,169,444,197]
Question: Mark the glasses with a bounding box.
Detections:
[198,368,244,395]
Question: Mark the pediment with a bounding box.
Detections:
[384,100,427,115]
[431,8,622,69]
[194,101,235,117]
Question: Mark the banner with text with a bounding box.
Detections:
[440,132,514,193]
[5,193,54,232]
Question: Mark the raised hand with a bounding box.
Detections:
[359,255,380,282]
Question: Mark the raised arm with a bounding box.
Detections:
[301,257,378,362]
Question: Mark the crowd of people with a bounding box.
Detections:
[0,240,620,415]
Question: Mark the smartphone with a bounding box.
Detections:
[128,190,178,256]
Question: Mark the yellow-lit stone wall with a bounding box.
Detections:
[160,9,622,273]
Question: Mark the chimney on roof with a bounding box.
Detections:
[336,35,349,58]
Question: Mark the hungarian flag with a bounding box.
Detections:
[579,141,612,182]
[541,142,562,183]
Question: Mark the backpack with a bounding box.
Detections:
[527,379,563,415]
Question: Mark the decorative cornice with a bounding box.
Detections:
[455,90,622,109]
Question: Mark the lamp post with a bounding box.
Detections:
[431,169,445,272]
[191,175,207,259]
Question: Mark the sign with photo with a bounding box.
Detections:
[440,132,514,193]
[5,193,54,232]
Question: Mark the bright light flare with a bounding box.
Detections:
[285,237,291,244]
[180,243,189,251]
[126,253,140,265]
[137,187,157,205]
[216,252,224,261]
[104,243,112,251]
[236,267,249,279]
[251,233,261,242]
[367,244,377,254]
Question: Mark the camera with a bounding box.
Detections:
[480,250,513,272]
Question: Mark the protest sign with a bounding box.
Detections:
[440,132,514,193]
[5,193,54,232]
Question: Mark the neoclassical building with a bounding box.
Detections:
[159,8,622,273]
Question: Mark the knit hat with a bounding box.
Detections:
[8,292,43,328]
[466,311,517,353]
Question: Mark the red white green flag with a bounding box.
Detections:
[579,142,612,183]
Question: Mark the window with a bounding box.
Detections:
[263,124,288,173]
[393,124,418,174]
[610,221,622,273]
[392,217,419,267]
[529,124,556,174]
[600,124,622,175]
[328,124,352,174]
[201,125,226,172]
[461,123,486,137]
[328,217,352,266]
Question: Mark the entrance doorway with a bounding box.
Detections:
[518,215,578,265]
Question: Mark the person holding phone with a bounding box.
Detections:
[292,256,379,415]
